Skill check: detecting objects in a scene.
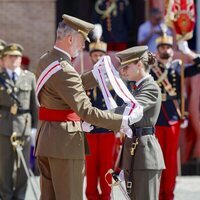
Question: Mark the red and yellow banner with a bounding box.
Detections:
[165,0,196,41]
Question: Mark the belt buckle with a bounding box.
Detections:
[126,181,132,194]
[10,104,18,115]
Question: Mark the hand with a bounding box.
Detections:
[177,40,191,54]
[180,118,188,129]
[120,126,133,138]
[128,105,143,125]
[82,121,94,132]
[31,128,37,146]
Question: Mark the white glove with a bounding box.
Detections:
[180,118,188,129]
[129,105,143,125]
[177,40,191,54]
[120,125,133,138]
[82,121,94,132]
[31,128,37,146]
[120,105,143,138]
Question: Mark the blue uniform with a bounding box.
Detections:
[92,0,132,44]
[150,57,200,126]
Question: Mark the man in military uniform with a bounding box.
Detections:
[150,34,200,200]
[0,43,38,199]
[35,14,143,200]
[85,27,122,199]
[0,39,6,71]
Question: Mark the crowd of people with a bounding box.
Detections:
[0,2,200,200]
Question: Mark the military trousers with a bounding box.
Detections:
[37,156,84,200]
[124,169,162,200]
[0,134,31,200]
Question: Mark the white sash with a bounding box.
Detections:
[36,60,62,106]
[93,56,140,115]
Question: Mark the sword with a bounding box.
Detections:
[105,169,131,200]
[11,132,39,200]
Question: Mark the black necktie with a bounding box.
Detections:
[12,72,16,84]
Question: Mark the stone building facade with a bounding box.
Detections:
[0,0,56,72]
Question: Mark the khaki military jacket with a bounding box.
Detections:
[35,48,122,159]
[119,76,165,170]
[0,68,38,137]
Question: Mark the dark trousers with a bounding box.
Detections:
[37,156,84,200]
[0,135,31,200]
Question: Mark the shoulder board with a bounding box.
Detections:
[60,60,73,72]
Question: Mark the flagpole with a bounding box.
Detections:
[180,52,185,119]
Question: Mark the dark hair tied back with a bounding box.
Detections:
[147,51,156,65]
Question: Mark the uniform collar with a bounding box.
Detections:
[6,67,21,79]
[136,74,151,87]
[54,46,72,61]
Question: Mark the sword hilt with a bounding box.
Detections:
[105,169,120,187]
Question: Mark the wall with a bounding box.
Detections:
[0,0,56,72]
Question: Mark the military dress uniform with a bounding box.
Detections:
[35,14,124,200]
[150,35,200,200]
[0,43,38,200]
[115,46,165,200]
[92,0,132,51]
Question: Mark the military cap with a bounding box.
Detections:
[115,46,148,68]
[156,35,173,48]
[2,43,24,57]
[62,14,95,42]
[89,40,107,53]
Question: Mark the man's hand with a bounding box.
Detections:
[128,105,143,125]
[82,121,94,132]
[120,125,133,138]
[120,105,143,138]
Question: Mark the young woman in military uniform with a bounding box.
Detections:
[115,46,165,200]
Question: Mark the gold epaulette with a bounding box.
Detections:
[60,60,73,72]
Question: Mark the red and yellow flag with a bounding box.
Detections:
[165,0,196,41]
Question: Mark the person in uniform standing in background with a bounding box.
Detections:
[85,24,122,200]
[34,14,143,200]
[115,46,165,200]
[0,40,6,71]
[0,43,38,200]
[92,0,132,51]
[150,33,200,200]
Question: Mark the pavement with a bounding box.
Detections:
[25,176,200,200]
